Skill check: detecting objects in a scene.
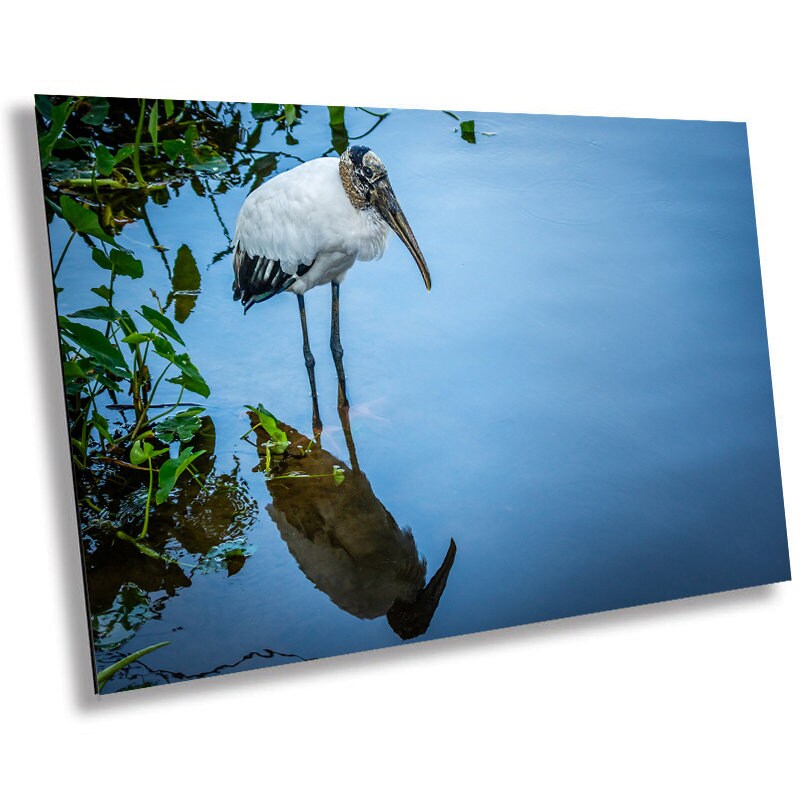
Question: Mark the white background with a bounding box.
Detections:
[1,2,797,796]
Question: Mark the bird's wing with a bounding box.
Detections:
[232,248,311,312]
[232,158,350,311]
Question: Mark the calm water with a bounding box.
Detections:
[50,105,790,691]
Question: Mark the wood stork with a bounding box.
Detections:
[250,408,457,639]
[233,145,431,433]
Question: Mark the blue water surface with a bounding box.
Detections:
[51,105,790,689]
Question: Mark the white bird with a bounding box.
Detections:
[232,145,430,433]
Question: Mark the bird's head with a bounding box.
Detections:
[340,145,431,291]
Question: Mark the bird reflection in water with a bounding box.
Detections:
[250,407,457,640]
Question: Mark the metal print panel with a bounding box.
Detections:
[36,96,790,693]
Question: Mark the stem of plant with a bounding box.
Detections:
[140,456,154,539]
[53,230,76,279]
[132,99,147,187]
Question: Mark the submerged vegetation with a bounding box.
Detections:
[39,95,473,691]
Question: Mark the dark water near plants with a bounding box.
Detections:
[47,104,790,692]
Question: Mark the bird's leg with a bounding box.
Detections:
[297,294,322,436]
[330,281,349,409]
[337,402,361,475]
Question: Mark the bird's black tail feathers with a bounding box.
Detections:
[232,246,298,313]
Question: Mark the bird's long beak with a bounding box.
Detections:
[373,178,431,291]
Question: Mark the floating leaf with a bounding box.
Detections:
[332,465,345,485]
[162,139,187,160]
[154,408,203,443]
[459,119,476,144]
[188,155,228,174]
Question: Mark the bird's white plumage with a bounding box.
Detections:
[233,157,390,294]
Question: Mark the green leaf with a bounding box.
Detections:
[35,95,53,121]
[166,353,210,398]
[118,311,137,337]
[130,439,150,465]
[110,249,144,278]
[68,306,120,322]
[251,102,280,120]
[148,100,159,155]
[284,104,297,126]
[154,409,203,443]
[115,531,177,564]
[139,305,184,345]
[184,124,198,148]
[38,100,71,168]
[60,196,116,245]
[150,336,209,398]
[96,641,171,692]
[130,438,168,465]
[162,139,187,160]
[62,361,87,378]
[91,248,112,270]
[121,332,155,345]
[95,144,115,176]
[81,97,109,126]
[164,99,175,118]
[459,119,476,144]
[92,411,112,443]
[151,335,175,357]
[91,285,113,301]
[332,465,345,485]
[59,317,129,377]
[245,404,289,453]
[188,155,228,174]
[156,447,206,504]
[113,144,135,165]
